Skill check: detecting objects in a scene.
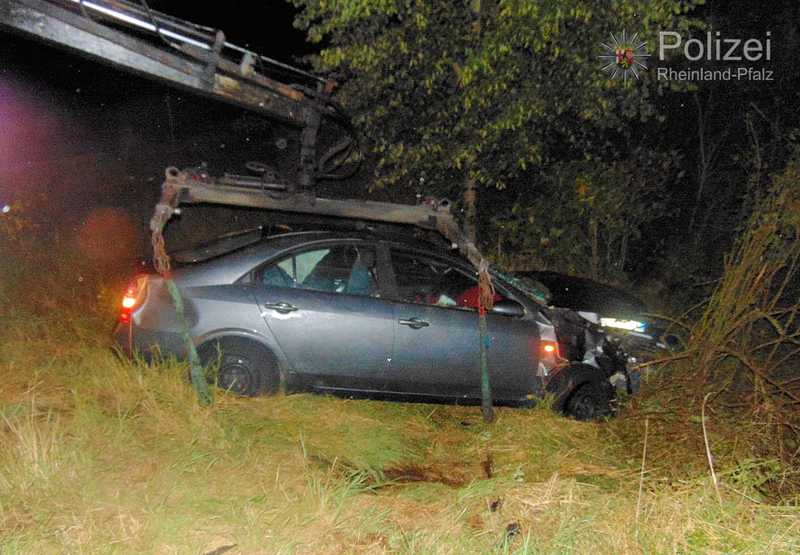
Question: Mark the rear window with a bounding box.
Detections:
[170,227,264,264]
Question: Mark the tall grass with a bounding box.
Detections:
[615,155,800,496]
[2,209,800,552]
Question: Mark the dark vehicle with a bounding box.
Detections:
[515,271,673,362]
[115,231,629,419]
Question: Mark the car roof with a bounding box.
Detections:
[172,229,459,286]
[260,230,455,257]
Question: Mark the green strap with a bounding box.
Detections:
[479,311,494,423]
[165,279,213,406]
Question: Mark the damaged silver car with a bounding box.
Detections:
[115,229,630,420]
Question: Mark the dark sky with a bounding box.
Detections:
[147,1,311,60]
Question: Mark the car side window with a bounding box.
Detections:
[390,251,503,310]
[257,244,380,297]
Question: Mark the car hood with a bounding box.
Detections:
[514,271,646,318]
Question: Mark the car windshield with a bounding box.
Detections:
[492,268,551,305]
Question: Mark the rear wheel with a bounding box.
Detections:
[198,338,279,396]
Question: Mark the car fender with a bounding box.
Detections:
[193,327,291,376]
[545,363,613,412]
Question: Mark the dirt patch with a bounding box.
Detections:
[383,463,469,487]
[380,450,494,488]
[482,452,493,478]
[466,513,485,530]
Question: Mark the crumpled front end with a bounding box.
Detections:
[544,307,633,395]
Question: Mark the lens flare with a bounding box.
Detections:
[76,207,141,262]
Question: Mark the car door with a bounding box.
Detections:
[250,241,395,392]
[386,249,539,401]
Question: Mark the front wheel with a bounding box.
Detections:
[564,381,613,421]
[546,364,615,421]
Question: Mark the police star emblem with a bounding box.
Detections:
[599,30,650,80]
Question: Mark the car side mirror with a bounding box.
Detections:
[491,299,525,317]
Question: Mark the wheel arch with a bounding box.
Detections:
[194,328,289,376]
[545,363,611,413]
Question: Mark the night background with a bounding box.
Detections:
[1,0,316,257]
[2,0,800,552]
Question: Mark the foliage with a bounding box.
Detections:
[688,154,800,458]
[615,153,800,495]
[294,0,698,198]
[492,148,680,278]
[290,0,704,278]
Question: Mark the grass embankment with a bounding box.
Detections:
[1,244,798,553]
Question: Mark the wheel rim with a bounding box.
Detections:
[219,357,256,395]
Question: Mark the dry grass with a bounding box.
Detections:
[613,156,800,497]
[2,332,798,553]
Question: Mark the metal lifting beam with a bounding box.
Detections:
[164,166,452,229]
[154,168,485,269]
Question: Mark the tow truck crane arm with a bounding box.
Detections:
[0,0,489,281]
[0,0,351,188]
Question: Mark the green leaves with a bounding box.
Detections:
[492,148,681,277]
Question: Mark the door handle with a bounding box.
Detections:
[263,302,298,314]
[399,317,430,329]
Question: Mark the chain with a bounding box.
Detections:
[150,168,182,276]
[149,168,212,406]
[477,259,496,314]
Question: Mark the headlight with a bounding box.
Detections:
[600,317,646,333]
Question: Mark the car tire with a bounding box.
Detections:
[564,380,613,421]
[198,338,279,397]
[546,363,612,420]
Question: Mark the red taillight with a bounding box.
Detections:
[119,275,148,323]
